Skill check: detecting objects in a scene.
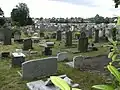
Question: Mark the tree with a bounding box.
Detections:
[94,14,104,24]
[11,3,33,26]
[104,17,110,24]
[0,8,4,16]
[0,8,5,26]
[113,0,120,8]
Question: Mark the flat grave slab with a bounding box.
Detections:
[27,74,79,90]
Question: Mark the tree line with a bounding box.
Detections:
[0,1,119,26]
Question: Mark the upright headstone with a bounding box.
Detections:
[14,31,21,41]
[88,27,92,38]
[56,30,61,41]
[21,57,57,80]
[0,28,4,41]
[23,39,33,50]
[40,32,44,37]
[65,31,72,46]
[94,29,99,43]
[78,31,88,52]
[4,28,12,45]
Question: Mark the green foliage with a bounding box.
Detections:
[0,8,4,16]
[0,17,5,26]
[107,64,120,83]
[11,3,34,26]
[92,85,114,90]
[92,37,120,90]
[94,14,104,24]
[0,8,5,26]
[113,0,120,8]
[50,76,81,90]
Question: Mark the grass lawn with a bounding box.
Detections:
[0,38,109,90]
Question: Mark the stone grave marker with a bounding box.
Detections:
[14,31,21,41]
[88,27,92,38]
[20,57,57,80]
[57,52,68,61]
[94,29,99,43]
[56,30,61,41]
[40,32,45,37]
[4,28,12,45]
[1,52,10,58]
[73,55,84,69]
[26,75,79,90]
[12,52,25,67]
[23,39,33,50]
[78,31,88,52]
[0,28,4,41]
[65,31,72,46]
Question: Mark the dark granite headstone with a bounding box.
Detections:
[1,52,10,58]
[56,30,61,41]
[94,29,99,43]
[43,47,52,56]
[88,28,92,38]
[12,53,25,67]
[23,39,33,50]
[3,28,12,45]
[65,31,72,46]
[78,31,88,52]
[40,32,44,37]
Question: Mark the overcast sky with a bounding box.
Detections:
[0,0,120,18]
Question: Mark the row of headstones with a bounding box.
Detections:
[66,55,111,71]
[56,30,88,52]
[11,52,68,80]
[15,52,111,80]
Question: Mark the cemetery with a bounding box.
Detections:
[1,1,120,90]
[0,23,113,90]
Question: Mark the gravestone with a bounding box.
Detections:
[14,31,21,41]
[0,28,4,41]
[23,39,33,50]
[78,31,88,52]
[43,47,52,56]
[4,28,12,45]
[1,52,10,58]
[73,55,111,72]
[40,32,44,37]
[56,30,61,41]
[65,31,72,46]
[21,57,57,80]
[88,28,92,38]
[57,52,68,61]
[94,29,99,43]
[73,55,84,69]
[12,52,25,67]
[46,42,55,48]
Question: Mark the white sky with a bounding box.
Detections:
[0,0,120,18]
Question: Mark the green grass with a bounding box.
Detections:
[0,36,110,90]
